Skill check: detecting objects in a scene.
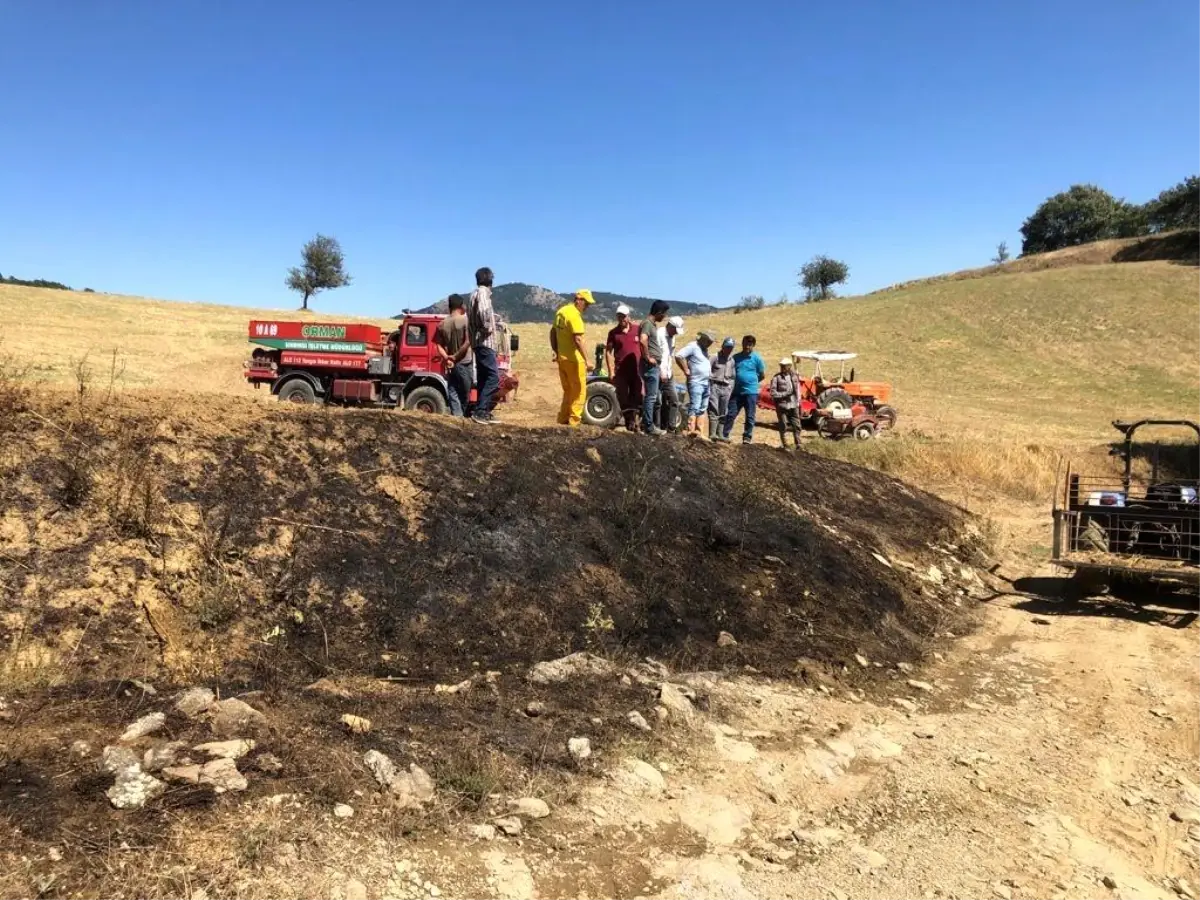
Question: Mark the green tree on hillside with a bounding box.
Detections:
[1145,176,1200,232]
[1019,185,1145,255]
[734,294,765,313]
[798,255,850,301]
[286,234,351,310]
[992,241,1011,264]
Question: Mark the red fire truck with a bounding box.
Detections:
[243,315,519,414]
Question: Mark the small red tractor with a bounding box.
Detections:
[243,314,519,413]
[757,350,897,440]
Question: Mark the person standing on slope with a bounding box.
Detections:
[721,334,766,445]
[432,293,473,417]
[707,337,736,441]
[768,357,803,450]
[674,330,715,436]
[550,289,595,427]
[468,266,499,425]
[656,315,685,432]
[605,303,642,431]
[638,300,670,435]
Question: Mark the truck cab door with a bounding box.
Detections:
[399,322,432,372]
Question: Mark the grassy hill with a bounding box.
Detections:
[413,282,717,323]
[1,245,1196,504]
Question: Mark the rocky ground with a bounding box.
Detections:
[3,565,1195,900]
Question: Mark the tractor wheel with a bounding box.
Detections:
[874,405,898,430]
[583,382,620,428]
[405,386,449,414]
[816,387,854,411]
[852,421,877,441]
[278,379,318,405]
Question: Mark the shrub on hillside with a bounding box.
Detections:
[1019,184,1145,255]
[1146,176,1200,232]
[734,294,765,314]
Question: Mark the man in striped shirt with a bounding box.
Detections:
[468,266,500,424]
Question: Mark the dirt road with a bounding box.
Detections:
[318,573,1197,900]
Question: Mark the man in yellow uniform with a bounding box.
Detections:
[551,289,595,426]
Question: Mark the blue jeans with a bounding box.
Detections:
[473,346,500,416]
[446,363,472,417]
[641,364,661,431]
[723,392,758,443]
[687,379,710,418]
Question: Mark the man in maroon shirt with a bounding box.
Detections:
[604,303,643,431]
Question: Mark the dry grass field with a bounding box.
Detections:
[4,248,1194,512]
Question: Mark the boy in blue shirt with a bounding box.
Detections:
[721,335,766,445]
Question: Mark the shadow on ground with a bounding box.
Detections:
[1008,575,1198,629]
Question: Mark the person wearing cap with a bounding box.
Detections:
[721,334,766,445]
[550,289,594,427]
[768,357,803,449]
[605,303,642,431]
[674,330,715,436]
[638,300,670,435]
[655,315,685,432]
[708,337,736,441]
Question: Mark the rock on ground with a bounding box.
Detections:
[107,766,165,809]
[193,739,256,759]
[363,749,397,789]
[659,683,696,721]
[509,797,550,819]
[162,758,247,792]
[101,745,141,774]
[627,710,652,732]
[339,713,371,734]
[175,687,215,718]
[494,816,523,836]
[119,712,166,742]
[527,651,616,685]
[210,698,267,738]
[143,742,187,773]
[333,803,354,818]
[623,758,666,791]
[568,737,592,761]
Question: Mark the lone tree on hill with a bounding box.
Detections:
[1019,185,1144,255]
[798,255,849,301]
[286,234,351,310]
[992,241,1011,264]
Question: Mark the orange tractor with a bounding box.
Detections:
[758,350,896,439]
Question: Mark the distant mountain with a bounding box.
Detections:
[406,283,718,323]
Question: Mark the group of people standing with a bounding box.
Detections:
[433,267,502,424]
[434,268,807,447]
[556,294,777,445]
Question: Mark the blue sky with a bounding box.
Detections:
[1,0,1196,315]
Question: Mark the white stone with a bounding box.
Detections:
[624,758,666,790]
[626,710,652,732]
[527,652,616,684]
[568,737,592,761]
[120,712,166,743]
[659,683,695,721]
[107,767,165,809]
[333,803,354,818]
[175,687,215,718]
[193,739,256,760]
[509,797,550,819]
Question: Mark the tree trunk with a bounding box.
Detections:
[301,291,311,311]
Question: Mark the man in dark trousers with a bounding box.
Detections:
[707,337,736,441]
[467,266,499,424]
[604,303,642,431]
[432,294,473,417]
[768,357,803,449]
[638,300,670,435]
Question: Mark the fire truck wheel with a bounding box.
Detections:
[405,386,449,415]
[277,379,318,404]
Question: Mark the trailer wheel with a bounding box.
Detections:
[278,379,318,405]
[405,386,448,414]
[583,382,620,428]
[816,417,837,440]
[874,405,897,430]
[852,421,876,441]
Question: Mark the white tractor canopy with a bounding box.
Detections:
[791,350,858,362]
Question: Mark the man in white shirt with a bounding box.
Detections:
[656,315,684,431]
[468,266,499,424]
